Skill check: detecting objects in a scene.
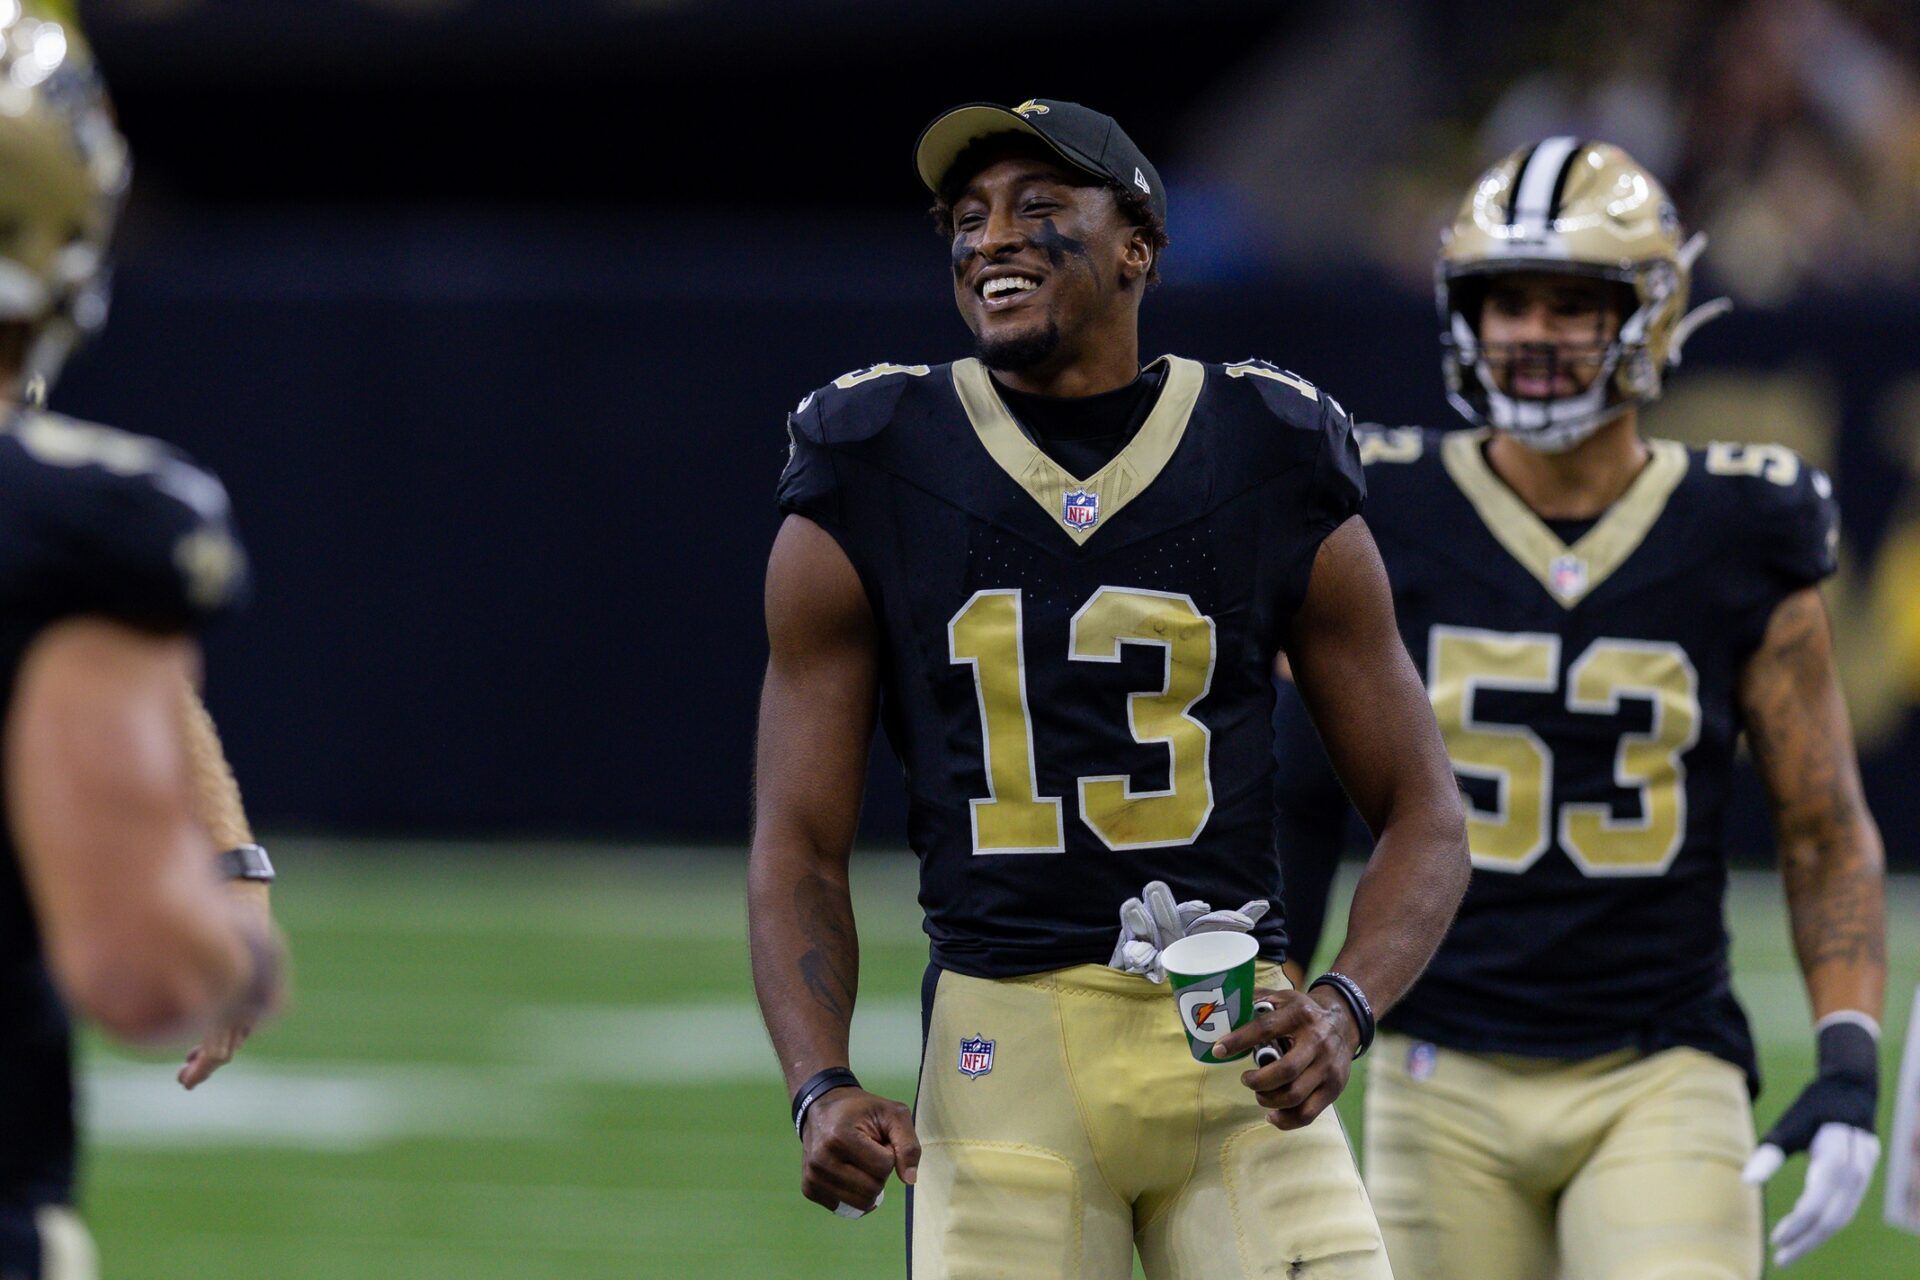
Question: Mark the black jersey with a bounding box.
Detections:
[0,411,246,1213]
[1275,425,1836,1091]
[777,356,1364,979]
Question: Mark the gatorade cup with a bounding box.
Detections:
[1161,932,1279,1066]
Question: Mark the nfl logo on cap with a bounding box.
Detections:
[1062,488,1099,531]
[958,1035,995,1078]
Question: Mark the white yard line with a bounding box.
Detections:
[494,997,926,1081]
[82,1060,563,1151]
[83,998,925,1151]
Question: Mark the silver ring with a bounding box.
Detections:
[1252,1001,1280,1066]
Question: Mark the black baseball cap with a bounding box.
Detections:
[914,98,1167,225]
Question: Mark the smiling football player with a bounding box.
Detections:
[747,97,1471,1278]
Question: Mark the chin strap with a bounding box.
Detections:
[1665,231,1731,367]
[1677,231,1709,272]
[1668,297,1733,366]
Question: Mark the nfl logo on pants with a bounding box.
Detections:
[958,1035,995,1078]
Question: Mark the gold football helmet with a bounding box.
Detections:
[1438,137,1728,451]
[0,1,128,391]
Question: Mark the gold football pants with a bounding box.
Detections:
[1364,1031,1760,1280]
[911,963,1391,1279]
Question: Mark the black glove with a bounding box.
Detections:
[1742,1019,1881,1267]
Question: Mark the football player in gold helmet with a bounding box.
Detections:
[0,9,285,1273]
[1274,138,1888,1279]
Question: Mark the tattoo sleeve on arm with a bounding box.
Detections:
[796,872,858,1020]
[179,680,254,850]
[1741,586,1887,1018]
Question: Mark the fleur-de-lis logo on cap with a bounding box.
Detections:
[1013,99,1049,117]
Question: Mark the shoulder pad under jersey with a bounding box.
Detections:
[787,362,940,448]
[1217,358,1340,432]
[0,411,247,632]
[1694,440,1839,585]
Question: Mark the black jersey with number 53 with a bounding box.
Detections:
[776,357,1364,979]
[1275,425,1836,1091]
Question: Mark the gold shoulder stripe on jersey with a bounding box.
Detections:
[1223,360,1318,401]
[833,363,931,390]
[1441,428,1688,608]
[951,355,1202,547]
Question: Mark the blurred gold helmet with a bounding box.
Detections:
[1437,137,1728,451]
[0,0,128,391]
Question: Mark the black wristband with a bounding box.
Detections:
[1308,970,1376,1059]
[1817,1020,1879,1088]
[791,1067,860,1139]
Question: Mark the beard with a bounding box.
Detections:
[976,319,1062,372]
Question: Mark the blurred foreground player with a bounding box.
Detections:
[749,97,1468,1278]
[0,9,284,1277]
[1274,140,1887,1278]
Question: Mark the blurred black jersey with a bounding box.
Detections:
[777,357,1363,979]
[1275,425,1836,1092]
[0,411,246,1212]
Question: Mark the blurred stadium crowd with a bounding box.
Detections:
[1186,0,1920,302]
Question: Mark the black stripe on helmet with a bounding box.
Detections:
[1505,144,1539,226]
[1545,140,1587,224]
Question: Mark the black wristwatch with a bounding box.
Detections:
[219,844,275,884]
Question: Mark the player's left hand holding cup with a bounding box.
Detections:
[1214,987,1359,1130]
[797,1083,920,1219]
[1741,1016,1880,1267]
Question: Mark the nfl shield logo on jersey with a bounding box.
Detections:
[1062,488,1099,531]
[957,1035,995,1078]
[1549,553,1588,600]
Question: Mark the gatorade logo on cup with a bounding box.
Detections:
[1179,987,1238,1044]
[1163,931,1261,1063]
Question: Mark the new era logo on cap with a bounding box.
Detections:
[1133,167,1150,195]
[1013,99,1049,117]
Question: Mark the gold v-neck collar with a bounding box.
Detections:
[951,355,1203,547]
[1440,428,1689,608]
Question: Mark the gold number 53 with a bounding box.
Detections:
[1428,626,1701,877]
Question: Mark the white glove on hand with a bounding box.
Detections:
[1742,1123,1880,1267]
[1109,880,1268,983]
[1741,1016,1881,1267]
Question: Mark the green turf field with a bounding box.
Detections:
[80,842,1920,1279]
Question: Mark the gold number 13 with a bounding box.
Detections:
[948,587,1217,854]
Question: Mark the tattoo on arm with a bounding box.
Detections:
[1742,589,1887,994]
[795,873,858,1020]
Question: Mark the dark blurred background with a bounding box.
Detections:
[58,0,1920,862]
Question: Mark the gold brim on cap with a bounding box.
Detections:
[913,104,1099,195]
